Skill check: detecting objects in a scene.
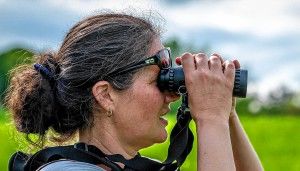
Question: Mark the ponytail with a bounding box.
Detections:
[5,53,66,146]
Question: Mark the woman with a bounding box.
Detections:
[6,12,263,171]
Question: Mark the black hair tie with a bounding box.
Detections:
[34,63,55,80]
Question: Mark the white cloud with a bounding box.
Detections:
[46,0,159,14]
[164,0,299,37]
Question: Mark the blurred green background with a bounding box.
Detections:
[1,40,300,171]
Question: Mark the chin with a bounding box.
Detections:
[155,128,168,143]
[141,129,168,149]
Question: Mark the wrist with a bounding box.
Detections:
[195,118,230,140]
[190,108,230,122]
[194,116,229,128]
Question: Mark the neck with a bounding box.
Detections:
[79,119,138,159]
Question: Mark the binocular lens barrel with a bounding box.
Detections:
[158,67,247,98]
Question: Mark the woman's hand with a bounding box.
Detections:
[179,53,236,124]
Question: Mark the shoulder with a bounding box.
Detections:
[37,160,105,171]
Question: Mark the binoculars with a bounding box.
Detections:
[157,67,248,98]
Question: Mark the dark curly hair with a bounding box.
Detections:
[5,12,161,147]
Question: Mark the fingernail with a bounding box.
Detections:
[175,57,182,65]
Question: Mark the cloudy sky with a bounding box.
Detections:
[1,0,299,100]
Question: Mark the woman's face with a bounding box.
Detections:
[112,38,179,149]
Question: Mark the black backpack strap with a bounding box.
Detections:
[79,143,167,171]
[164,111,193,166]
[162,93,193,168]
[9,151,31,171]
[23,144,122,171]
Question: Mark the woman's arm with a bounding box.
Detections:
[180,53,237,171]
[229,99,264,171]
[196,118,236,171]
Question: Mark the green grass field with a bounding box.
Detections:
[1,110,300,171]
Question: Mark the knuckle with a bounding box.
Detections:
[227,62,235,69]
[195,54,208,63]
[198,70,210,80]
[181,52,193,60]
[224,60,234,69]
[212,53,221,58]
[195,53,207,58]
[210,56,220,61]
[212,53,224,62]
[213,75,223,83]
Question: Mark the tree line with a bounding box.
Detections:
[1,38,299,116]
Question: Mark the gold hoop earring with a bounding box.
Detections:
[107,109,113,117]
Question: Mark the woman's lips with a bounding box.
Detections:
[159,108,170,126]
[159,116,168,126]
[160,108,170,116]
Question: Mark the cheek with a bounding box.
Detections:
[137,85,163,109]
[131,85,163,123]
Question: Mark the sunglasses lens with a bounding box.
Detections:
[159,49,171,69]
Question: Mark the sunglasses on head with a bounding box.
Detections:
[108,47,172,76]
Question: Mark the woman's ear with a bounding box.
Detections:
[92,81,115,111]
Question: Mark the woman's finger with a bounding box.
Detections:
[194,53,208,70]
[181,52,195,74]
[175,57,182,65]
[208,54,222,73]
[233,59,241,69]
[224,60,235,81]
[211,53,224,63]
